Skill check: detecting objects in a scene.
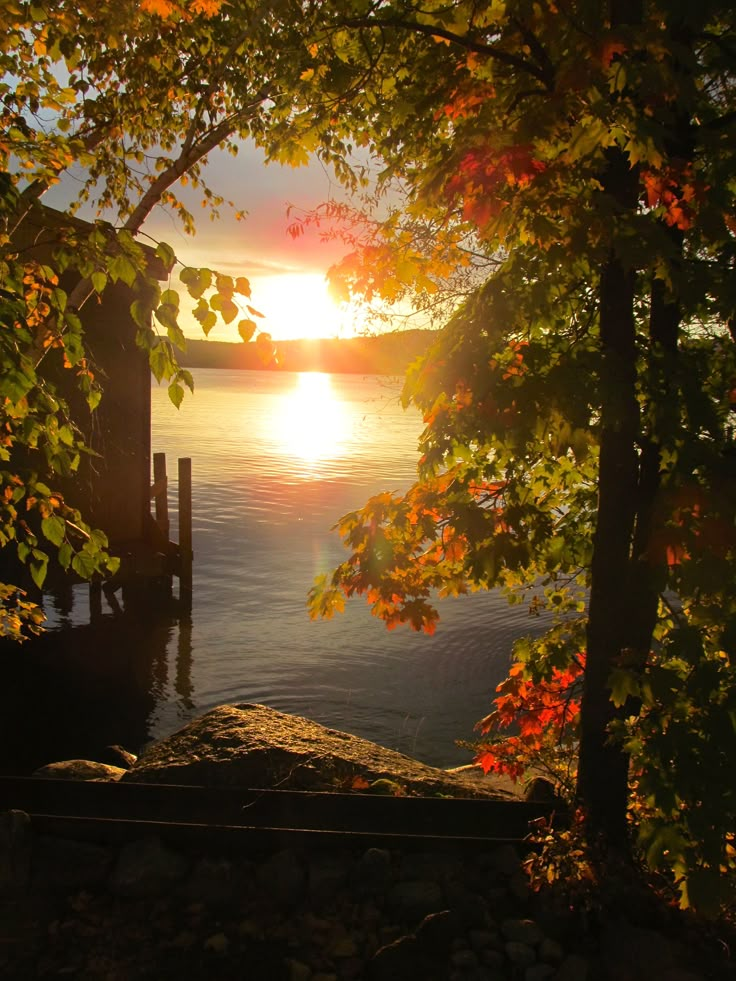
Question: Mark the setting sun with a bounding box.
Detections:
[252,272,354,342]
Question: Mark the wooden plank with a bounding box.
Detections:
[0,777,555,844]
[152,453,169,540]
[178,457,193,608]
[23,813,537,852]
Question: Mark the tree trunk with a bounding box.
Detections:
[575,0,645,852]
[578,227,640,847]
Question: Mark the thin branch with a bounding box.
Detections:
[338,15,554,88]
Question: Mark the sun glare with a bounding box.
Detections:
[254,273,349,341]
[271,372,351,470]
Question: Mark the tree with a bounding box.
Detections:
[0,0,326,636]
[303,0,736,908]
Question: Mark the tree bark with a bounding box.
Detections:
[576,0,644,848]
[578,223,640,846]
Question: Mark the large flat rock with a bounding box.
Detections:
[123,703,517,799]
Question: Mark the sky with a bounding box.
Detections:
[44,137,364,343]
[139,141,363,344]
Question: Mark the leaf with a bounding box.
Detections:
[155,241,176,271]
[681,867,724,917]
[41,514,66,547]
[608,668,640,708]
[168,380,184,409]
[238,319,257,343]
[108,254,137,287]
[130,299,152,328]
[71,549,98,580]
[211,295,238,324]
[58,542,72,570]
[149,340,175,382]
[180,266,212,299]
[154,302,179,332]
[90,271,107,294]
[29,553,49,589]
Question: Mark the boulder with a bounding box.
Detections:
[124,703,517,799]
[33,760,127,781]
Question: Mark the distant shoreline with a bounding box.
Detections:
[178,329,436,376]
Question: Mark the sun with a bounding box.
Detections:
[252,272,352,342]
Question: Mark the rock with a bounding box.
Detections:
[181,856,237,907]
[502,917,545,947]
[352,847,392,898]
[505,940,537,970]
[109,836,189,897]
[0,809,32,896]
[123,703,515,798]
[600,920,677,981]
[415,909,464,952]
[538,936,565,964]
[33,759,127,781]
[486,843,523,878]
[507,869,531,903]
[468,929,499,952]
[34,835,112,889]
[99,744,137,768]
[387,879,444,924]
[523,778,559,803]
[451,948,480,970]
[368,935,439,981]
[288,960,313,981]
[525,964,555,981]
[256,848,307,909]
[308,851,351,906]
[556,953,590,981]
[443,882,491,928]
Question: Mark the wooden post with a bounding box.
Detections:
[178,457,193,609]
[89,580,102,619]
[152,452,169,540]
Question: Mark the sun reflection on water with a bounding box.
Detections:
[270,372,351,473]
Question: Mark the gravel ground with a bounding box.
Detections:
[1,825,734,981]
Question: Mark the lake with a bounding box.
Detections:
[5,368,546,771]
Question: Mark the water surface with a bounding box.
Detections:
[22,369,546,769]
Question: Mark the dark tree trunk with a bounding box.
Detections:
[576,0,645,849]
[577,0,690,847]
[578,228,640,847]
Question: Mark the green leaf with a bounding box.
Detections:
[154,302,179,332]
[168,380,184,409]
[219,297,239,324]
[155,241,176,272]
[29,553,49,589]
[130,299,151,328]
[108,254,138,287]
[180,266,212,299]
[608,668,640,708]
[71,550,97,580]
[148,341,175,382]
[41,514,66,547]
[58,542,72,571]
[681,867,725,917]
[90,270,107,294]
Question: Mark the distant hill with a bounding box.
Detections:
[178,329,437,375]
